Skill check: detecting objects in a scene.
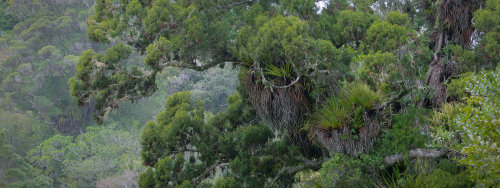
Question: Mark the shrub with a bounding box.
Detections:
[319,154,372,187]
[380,159,473,188]
[138,168,155,188]
[431,68,500,187]
[213,177,241,188]
[377,108,430,154]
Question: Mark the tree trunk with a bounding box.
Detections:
[424,31,447,107]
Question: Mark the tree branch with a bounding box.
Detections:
[384,148,449,166]
[270,157,326,186]
[426,30,444,85]
[158,58,224,72]
[256,62,302,89]
[377,88,409,110]
[192,161,229,185]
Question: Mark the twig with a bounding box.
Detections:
[192,161,228,185]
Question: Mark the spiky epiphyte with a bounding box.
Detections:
[308,83,386,156]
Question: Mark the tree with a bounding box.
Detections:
[0,1,18,35]
[0,110,55,156]
[0,0,100,135]
[70,0,352,129]
[27,125,142,187]
[0,129,53,187]
[473,0,500,65]
[423,0,485,107]
[69,0,500,187]
[136,91,328,187]
[431,66,500,187]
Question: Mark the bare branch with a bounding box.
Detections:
[192,161,229,185]
[270,157,326,186]
[256,62,302,89]
[384,149,449,166]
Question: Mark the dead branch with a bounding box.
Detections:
[384,148,449,166]
[192,161,229,185]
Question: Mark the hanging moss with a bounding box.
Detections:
[243,72,310,135]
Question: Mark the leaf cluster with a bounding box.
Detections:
[313,82,383,129]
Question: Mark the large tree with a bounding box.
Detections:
[71,0,493,125]
[69,0,499,187]
[69,0,355,127]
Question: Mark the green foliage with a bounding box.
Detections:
[175,180,195,188]
[0,129,53,187]
[154,156,176,185]
[238,122,273,150]
[31,0,499,187]
[367,15,410,52]
[242,15,310,68]
[213,177,241,188]
[474,0,500,62]
[0,110,55,156]
[139,91,207,186]
[319,154,373,187]
[138,168,155,188]
[446,72,474,100]
[141,91,204,166]
[71,43,158,122]
[264,63,295,79]
[0,1,18,34]
[444,44,477,73]
[279,0,316,17]
[0,0,100,135]
[431,68,500,187]
[27,135,73,180]
[138,90,317,187]
[313,82,383,129]
[27,125,141,187]
[72,0,384,123]
[332,10,375,46]
[355,52,397,91]
[376,108,430,154]
[126,0,145,17]
[385,11,410,26]
[380,159,473,188]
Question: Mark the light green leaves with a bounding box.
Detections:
[126,0,145,17]
[431,68,500,186]
[314,82,383,129]
[367,20,408,52]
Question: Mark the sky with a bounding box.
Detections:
[315,0,329,14]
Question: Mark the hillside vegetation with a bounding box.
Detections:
[0,0,498,187]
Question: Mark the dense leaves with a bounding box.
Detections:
[311,82,383,129]
[2,0,499,187]
[431,67,500,186]
[138,91,326,187]
[27,125,142,187]
[73,0,499,187]
[0,0,99,134]
[0,129,53,187]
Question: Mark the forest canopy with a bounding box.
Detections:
[66,0,500,187]
[1,0,499,187]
